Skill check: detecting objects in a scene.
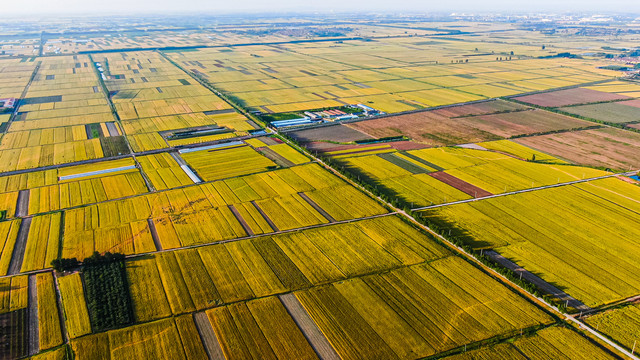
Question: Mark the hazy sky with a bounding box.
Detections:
[5,0,640,15]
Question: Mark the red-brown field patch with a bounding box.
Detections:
[429,171,493,198]
[513,88,631,107]
[515,127,640,171]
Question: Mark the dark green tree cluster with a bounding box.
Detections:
[82,252,133,331]
[51,257,80,272]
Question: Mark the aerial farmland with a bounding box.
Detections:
[1,8,640,360]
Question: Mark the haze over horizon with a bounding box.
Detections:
[5,0,640,16]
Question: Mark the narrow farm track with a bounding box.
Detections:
[27,274,39,356]
[7,217,32,275]
[279,293,341,360]
[193,312,226,360]
[298,192,336,223]
[485,250,590,311]
[15,190,30,218]
[411,171,637,211]
[147,218,163,251]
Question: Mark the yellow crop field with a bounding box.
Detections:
[21,213,61,272]
[71,317,195,359]
[339,145,608,207]
[123,215,448,316]
[585,303,640,352]
[255,194,329,230]
[167,131,239,146]
[0,139,105,173]
[62,198,156,260]
[0,220,21,276]
[380,174,472,206]
[422,177,640,307]
[57,273,91,338]
[126,257,172,322]
[296,256,552,360]
[28,172,149,214]
[265,143,310,165]
[0,191,18,219]
[126,133,168,152]
[29,346,69,360]
[181,145,276,181]
[477,139,566,164]
[443,326,616,360]
[304,185,388,221]
[206,296,319,360]
[137,153,193,190]
[36,272,63,351]
[0,275,28,313]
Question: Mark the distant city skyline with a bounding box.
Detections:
[5,0,640,15]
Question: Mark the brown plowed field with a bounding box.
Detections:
[515,127,640,171]
[289,124,374,143]
[431,99,529,117]
[347,108,592,146]
[429,171,493,198]
[513,88,630,107]
[457,109,594,138]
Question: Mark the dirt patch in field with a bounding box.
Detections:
[347,111,500,146]
[457,109,594,137]
[513,88,631,107]
[288,124,374,143]
[347,108,592,146]
[515,127,640,171]
[429,171,493,198]
[0,309,28,359]
[431,99,529,117]
[386,141,432,151]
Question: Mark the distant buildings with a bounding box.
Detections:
[270,104,382,128]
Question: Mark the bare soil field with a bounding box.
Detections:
[558,101,640,124]
[457,109,595,137]
[515,127,640,170]
[305,140,430,152]
[347,111,501,146]
[347,108,593,146]
[514,88,630,107]
[288,124,374,143]
[432,99,529,117]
